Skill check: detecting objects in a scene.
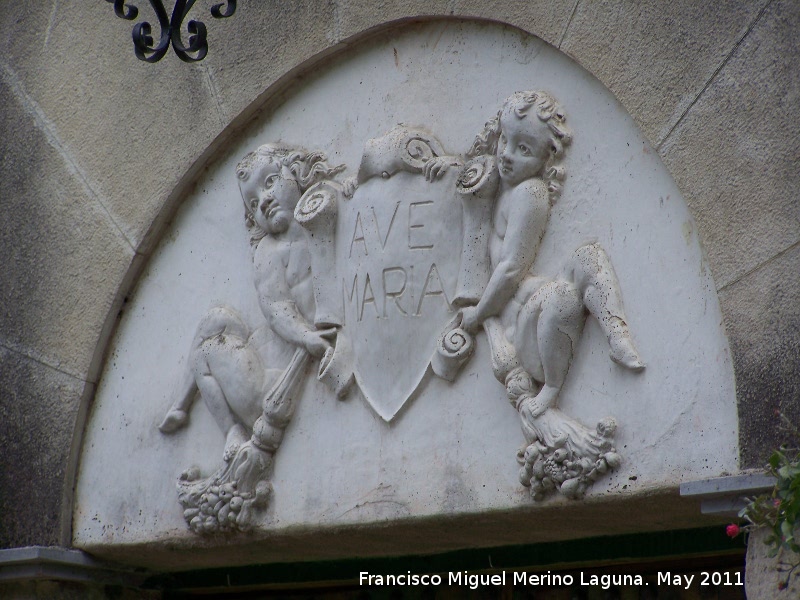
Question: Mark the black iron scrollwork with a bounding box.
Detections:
[107,0,236,63]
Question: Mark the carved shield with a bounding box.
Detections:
[338,169,461,419]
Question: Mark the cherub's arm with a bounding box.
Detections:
[254,239,332,357]
[462,180,550,332]
[422,155,463,181]
[341,176,358,198]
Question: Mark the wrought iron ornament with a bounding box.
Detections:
[107,0,236,63]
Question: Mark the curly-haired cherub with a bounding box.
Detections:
[434,91,644,420]
[159,145,344,460]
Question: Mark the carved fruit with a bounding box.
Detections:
[236,502,253,528]
[519,467,532,487]
[524,445,540,463]
[560,478,582,498]
[218,504,230,525]
[203,516,218,533]
[604,452,622,469]
[254,481,272,506]
[542,457,560,481]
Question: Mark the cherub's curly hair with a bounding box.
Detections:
[236,144,345,244]
[467,91,572,204]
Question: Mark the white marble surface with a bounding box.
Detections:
[73,21,738,547]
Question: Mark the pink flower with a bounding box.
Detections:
[778,580,787,590]
[774,499,782,508]
[726,524,741,538]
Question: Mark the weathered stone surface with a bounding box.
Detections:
[333,0,452,43]
[0,3,227,251]
[457,0,576,47]
[0,347,87,548]
[745,527,800,598]
[0,2,54,65]
[720,243,800,469]
[0,80,134,379]
[77,486,732,571]
[334,0,575,50]
[561,0,768,145]
[202,1,339,124]
[660,0,800,291]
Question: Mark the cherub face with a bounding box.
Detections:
[239,160,301,235]
[497,108,553,187]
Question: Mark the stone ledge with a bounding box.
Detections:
[142,526,744,593]
[0,546,149,588]
[680,473,776,516]
[76,486,741,571]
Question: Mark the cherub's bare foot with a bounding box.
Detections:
[223,424,249,462]
[159,409,188,433]
[609,330,645,371]
[518,384,559,420]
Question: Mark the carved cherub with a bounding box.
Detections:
[444,91,571,344]
[440,91,643,388]
[434,91,644,498]
[240,145,342,360]
[159,145,344,461]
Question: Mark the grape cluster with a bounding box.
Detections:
[183,481,249,534]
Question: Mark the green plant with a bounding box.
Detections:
[735,414,800,591]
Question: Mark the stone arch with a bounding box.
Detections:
[70,14,735,568]
[2,3,794,572]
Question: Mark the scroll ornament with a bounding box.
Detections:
[431,314,475,382]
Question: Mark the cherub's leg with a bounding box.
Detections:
[513,292,545,385]
[178,307,265,458]
[158,368,197,433]
[193,340,271,460]
[571,244,644,371]
[194,367,250,461]
[521,281,586,415]
[160,307,247,434]
[200,334,268,430]
[507,275,550,385]
[483,317,521,384]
